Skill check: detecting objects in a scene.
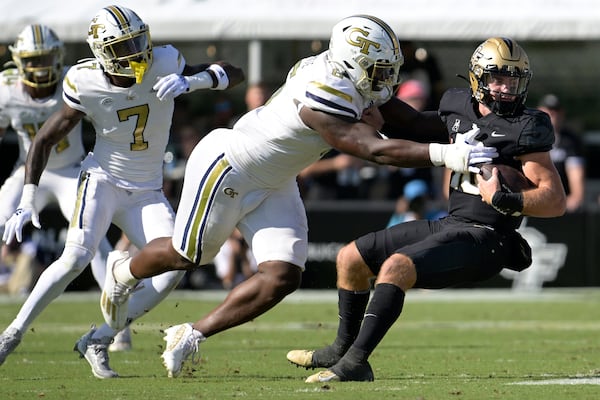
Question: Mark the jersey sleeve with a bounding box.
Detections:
[516,109,554,154]
[290,55,363,121]
[302,78,361,120]
[62,66,85,113]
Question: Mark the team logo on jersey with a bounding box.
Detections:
[452,119,461,133]
[223,187,238,198]
[100,97,114,107]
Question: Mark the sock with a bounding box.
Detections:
[350,283,405,362]
[113,258,138,286]
[191,328,206,342]
[333,288,371,352]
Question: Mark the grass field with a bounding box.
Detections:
[1,288,599,400]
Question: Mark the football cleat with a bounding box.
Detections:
[305,369,341,383]
[100,250,133,330]
[287,345,343,369]
[109,326,132,352]
[0,327,23,365]
[74,326,118,379]
[287,350,315,368]
[305,358,374,383]
[161,323,204,378]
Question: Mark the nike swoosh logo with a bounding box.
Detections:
[491,131,505,137]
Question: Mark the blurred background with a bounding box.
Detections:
[1,0,599,292]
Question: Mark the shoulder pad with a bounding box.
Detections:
[0,68,20,85]
[517,109,554,153]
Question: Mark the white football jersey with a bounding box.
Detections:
[0,67,85,170]
[226,51,373,187]
[62,45,185,190]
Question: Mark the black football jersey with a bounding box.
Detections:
[439,88,554,230]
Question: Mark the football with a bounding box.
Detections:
[479,164,535,193]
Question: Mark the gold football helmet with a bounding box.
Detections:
[468,37,532,116]
[9,24,64,88]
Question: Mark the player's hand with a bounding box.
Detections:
[3,206,40,245]
[453,124,498,173]
[153,74,189,101]
[430,124,498,173]
[476,167,501,204]
[3,184,41,245]
[361,106,384,131]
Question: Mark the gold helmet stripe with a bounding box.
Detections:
[104,5,130,29]
[351,14,400,55]
[32,24,43,49]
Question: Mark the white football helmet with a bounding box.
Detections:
[86,5,152,83]
[9,24,64,88]
[328,15,404,104]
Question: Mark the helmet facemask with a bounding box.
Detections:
[92,28,152,83]
[9,25,64,88]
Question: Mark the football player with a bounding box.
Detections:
[0,24,119,361]
[0,5,244,379]
[288,37,566,382]
[98,15,498,378]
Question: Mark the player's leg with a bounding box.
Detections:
[1,172,115,367]
[292,220,432,374]
[309,219,507,382]
[49,166,113,287]
[162,178,306,377]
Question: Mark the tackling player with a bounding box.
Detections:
[288,37,567,382]
[0,6,244,379]
[98,15,498,378]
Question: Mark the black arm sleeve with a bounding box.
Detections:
[379,97,447,143]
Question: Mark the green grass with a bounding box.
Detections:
[1,289,599,400]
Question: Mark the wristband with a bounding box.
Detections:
[207,64,229,90]
[428,143,445,166]
[20,184,38,207]
[185,71,214,92]
[491,191,523,216]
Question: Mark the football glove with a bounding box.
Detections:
[429,124,498,173]
[153,74,189,101]
[3,184,41,244]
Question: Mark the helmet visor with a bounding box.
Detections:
[105,32,149,61]
[368,61,400,92]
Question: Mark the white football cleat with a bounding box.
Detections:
[100,250,133,330]
[161,323,205,378]
[74,326,118,379]
[0,327,23,365]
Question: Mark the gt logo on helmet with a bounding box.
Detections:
[345,28,381,55]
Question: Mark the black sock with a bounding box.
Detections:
[350,283,405,361]
[333,288,370,353]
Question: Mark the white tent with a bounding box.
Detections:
[2,0,600,43]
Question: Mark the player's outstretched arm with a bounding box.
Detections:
[154,62,245,101]
[300,106,496,173]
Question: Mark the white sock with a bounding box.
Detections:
[113,258,138,286]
